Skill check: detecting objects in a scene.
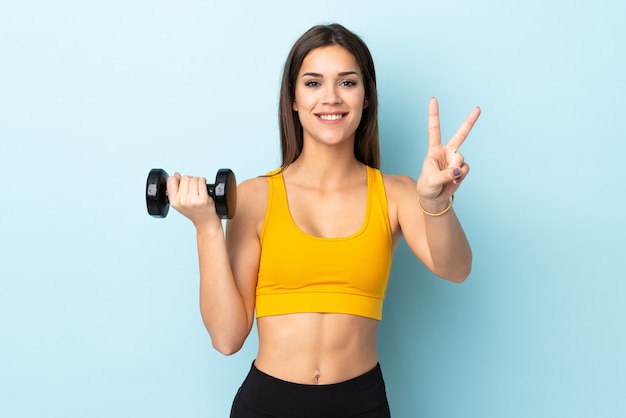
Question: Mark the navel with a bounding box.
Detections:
[314,370,321,384]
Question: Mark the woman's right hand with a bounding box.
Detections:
[166,173,222,231]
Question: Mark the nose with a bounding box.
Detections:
[322,84,342,104]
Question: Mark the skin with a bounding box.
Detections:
[166,45,481,384]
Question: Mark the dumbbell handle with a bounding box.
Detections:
[150,184,222,200]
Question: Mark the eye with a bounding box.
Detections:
[304,80,321,87]
[339,80,358,87]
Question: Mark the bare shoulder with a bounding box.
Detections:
[381,172,417,202]
[228,175,269,234]
[380,172,417,238]
[237,175,269,202]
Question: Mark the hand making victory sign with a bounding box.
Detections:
[416,97,481,206]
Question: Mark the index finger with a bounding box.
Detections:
[447,106,481,151]
[427,97,442,148]
[166,172,182,199]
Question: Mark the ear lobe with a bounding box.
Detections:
[292,100,298,111]
[363,97,369,109]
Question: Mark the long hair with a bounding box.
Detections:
[278,23,380,169]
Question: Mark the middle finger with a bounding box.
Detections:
[447,106,481,151]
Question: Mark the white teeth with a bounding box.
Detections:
[319,114,343,120]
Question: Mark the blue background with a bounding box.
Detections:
[1,1,624,417]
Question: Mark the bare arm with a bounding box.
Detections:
[167,174,265,354]
[392,98,480,282]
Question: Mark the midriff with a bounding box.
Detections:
[254,313,379,385]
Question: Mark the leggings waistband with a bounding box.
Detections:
[230,361,390,418]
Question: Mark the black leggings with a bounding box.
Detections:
[230,362,391,418]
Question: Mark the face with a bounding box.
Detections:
[292,45,367,150]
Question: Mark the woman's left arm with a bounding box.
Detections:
[393,97,481,282]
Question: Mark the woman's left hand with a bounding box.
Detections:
[416,97,481,205]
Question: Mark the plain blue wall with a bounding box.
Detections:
[1,1,624,417]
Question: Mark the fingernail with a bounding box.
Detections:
[453,168,461,177]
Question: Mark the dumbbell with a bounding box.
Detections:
[145,168,237,219]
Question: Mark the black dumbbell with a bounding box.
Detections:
[146,168,237,219]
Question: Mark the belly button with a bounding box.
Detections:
[314,370,321,384]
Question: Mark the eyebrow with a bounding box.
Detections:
[301,71,361,78]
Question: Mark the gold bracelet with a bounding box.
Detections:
[418,195,454,217]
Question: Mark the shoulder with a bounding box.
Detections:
[236,175,269,212]
[380,172,416,200]
[238,175,269,195]
[229,174,269,233]
[379,172,417,237]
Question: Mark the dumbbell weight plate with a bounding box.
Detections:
[212,169,237,219]
[146,168,169,218]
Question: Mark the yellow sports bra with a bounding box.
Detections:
[256,166,393,320]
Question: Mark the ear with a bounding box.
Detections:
[292,99,298,112]
[363,97,369,109]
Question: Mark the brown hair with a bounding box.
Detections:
[278,23,380,169]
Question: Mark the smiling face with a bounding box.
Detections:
[292,45,367,152]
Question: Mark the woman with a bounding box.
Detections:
[167,23,480,418]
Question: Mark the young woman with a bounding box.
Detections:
[167,23,480,418]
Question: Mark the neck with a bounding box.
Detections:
[284,152,364,187]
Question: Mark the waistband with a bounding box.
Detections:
[233,361,389,417]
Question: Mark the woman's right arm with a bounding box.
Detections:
[167,174,265,355]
